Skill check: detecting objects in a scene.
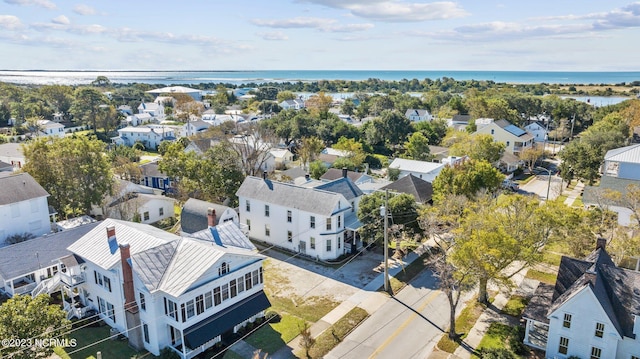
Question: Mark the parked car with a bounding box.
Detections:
[502,179,519,191]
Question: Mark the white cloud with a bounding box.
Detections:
[252,17,333,29]
[252,16,373,32]
[73,4,96,16]
[4,0,56,10]
[0,15,23,30]
[256,31,288,41]
[51,15,69,25]
[296,0,468,22]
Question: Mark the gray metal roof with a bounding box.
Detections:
[187,221,256,251]
[180,198,234,234]
[0,222,100,280]
[314,177,364,201]
[604,144,640,163]
[0,173,49,206]
[582,176,640,206]
[67,218,179,270]
[139,161,167,178]
[320,168,366,183]
[132,235,263,297]
[236,176,344,216]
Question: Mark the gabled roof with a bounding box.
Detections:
[0,222,99,280]
[405,109,429,117]
[320,168,366,183]
[389,158,444,174]
[68,218,179,270]
[0,173,49,206]
[132,234,263,297]
[539,246,640,339]
[451,114,471,124]
[0,143,24,158]
[381,174,433,203]
[181,198,235,234]
[187,221,256,251]
[139,161,166,178]
[236,176,344,216]
[314,177,364,201]
[604,144,640,164]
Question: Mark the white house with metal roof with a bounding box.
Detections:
[475,118,535,155]
[146,86,203,102]
[112,126,176,150]
[0,173,52,245]
[27,218,268,359]
[388,158,445,183]
[237,175,357,260]
[37,119,65,138]
[404,109,433,122]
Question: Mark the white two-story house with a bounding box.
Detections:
[523,239,640,359]
[113,126,176,150]
[237,175,353,260]
[404,109,433,122]
[475,118,534,155]
[22,218,270,359]
[0,173,52,244]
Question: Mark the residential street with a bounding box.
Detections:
[325,269,455,359]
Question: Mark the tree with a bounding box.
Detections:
[23,116,44,137]
[22,136,114,218]
[333,136,366,169]
[70,88,108,134]
[39,85,73,117]
[403,132,431,161]
[419,195,474,338]
[357,192,421,245]
[519,146,545,172]
[0,294,71,359]
[306,92,333,120]
[299,322,315,358]
[451,194,553,303]
[90,76,112,87]
[309,160,327,179]
[341,98,356,116]
[446,133,505,163]
[276,90,296,102]
[432,159,504,203]
[228,125,277,176]
[297,136,325,170]
[159,141,244,205]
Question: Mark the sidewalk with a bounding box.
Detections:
[448,274,539,359]
[563,181,585,206]
[257,243,435,359]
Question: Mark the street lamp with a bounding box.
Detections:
[536,166,552,201]
[379,189,390,294]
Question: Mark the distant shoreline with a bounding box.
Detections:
[1,69,639,86]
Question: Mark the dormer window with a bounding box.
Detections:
[218,262,229,276]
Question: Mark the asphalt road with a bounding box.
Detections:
[518,174,563,200]
[325,269,451,359]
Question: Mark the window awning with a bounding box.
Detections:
[184,291,271,350]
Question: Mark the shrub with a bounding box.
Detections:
[478,347,516,359]
[159,347,180,359]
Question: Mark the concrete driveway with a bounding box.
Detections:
[518,174,564,200]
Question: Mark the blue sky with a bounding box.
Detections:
[1,0,639,71]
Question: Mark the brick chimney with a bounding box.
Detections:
[207,208,217,227]
[596,237,607,251]
[119,242,138,313]
[342,167,348,178]
[107,226,116,239]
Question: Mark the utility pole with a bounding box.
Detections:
[570,114,576,141]
[380,189,390,293]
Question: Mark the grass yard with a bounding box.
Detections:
[437,299,486,353]
[303,307,369,359]
[245,314,306,354]
[525,269,557,285]
[517,174,535,185]
[572,196,584,207]
[501,295,529,317]
[542,251,562,266]
[474,323,529,358]
[64,325,143,359]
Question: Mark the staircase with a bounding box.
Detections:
[32,272,61,297]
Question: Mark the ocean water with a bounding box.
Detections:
[0,70,639,86]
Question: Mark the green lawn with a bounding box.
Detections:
[245,314,306,354]
[542,251,562,266]
[501,295,529,317]
[525,269,557,285]
[437,299,486,353]
[474,323,529,358]
[304,307,369,359]
[64,325,143,359]
[572,196,584,207]
[517,174,535,185]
